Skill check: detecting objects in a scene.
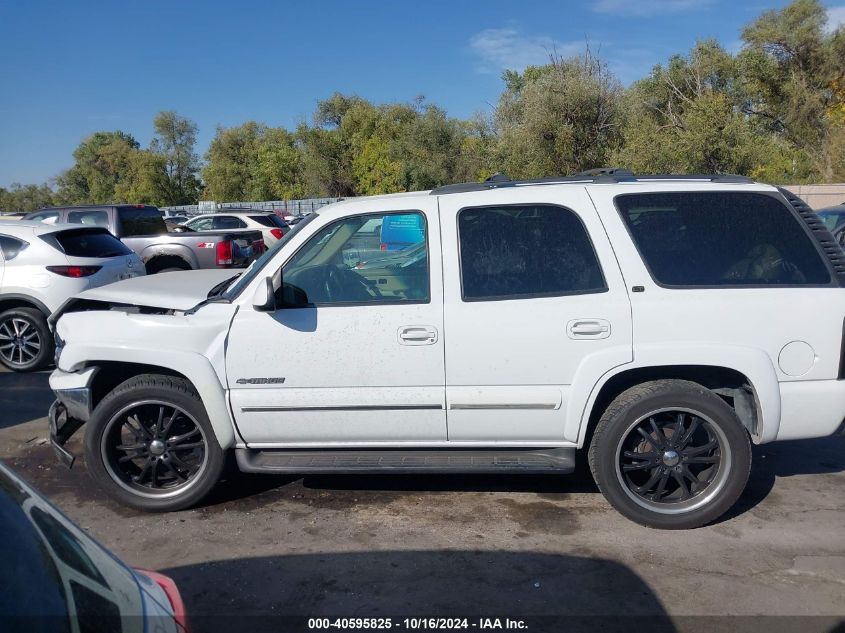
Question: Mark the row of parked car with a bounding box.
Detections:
[0,204,302,372]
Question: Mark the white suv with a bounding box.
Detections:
[182,210,291,246]
[47,172,845,528]
[0,221,144,371]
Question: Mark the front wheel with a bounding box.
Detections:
[84,374,225,512]
[588,379,751,529]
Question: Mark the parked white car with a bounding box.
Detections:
[47,172,845,528]
[0,221,144,371]
[182,210,290,246]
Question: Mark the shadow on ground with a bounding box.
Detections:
[722,434,845,521]
[204,435,845,519]
[163,550,676,633]
[0,370,52,429]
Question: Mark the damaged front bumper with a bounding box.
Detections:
[49,400,84,468]
[48,367,98,468]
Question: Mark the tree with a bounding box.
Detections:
[151,111,201,204]
[297,93,372,197]
[203,122,306,201]
[55,131,140,204]
[737,0,845,179]
[493,50,625,178]
[114,150,171,206]
[202,122,264,201]
[0,183,55,213]
[613,40,799,177]
[250,127,306,200]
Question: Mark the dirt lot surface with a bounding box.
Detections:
[1,368,843,632]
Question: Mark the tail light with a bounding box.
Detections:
[216,240,233,266]
[270,228,283,240]
[46,265,101,278]
[254,239,266,254]
[134,569,189,632]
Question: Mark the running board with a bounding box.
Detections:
[235,447,576,474]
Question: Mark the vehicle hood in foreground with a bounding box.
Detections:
[73,269,236,311]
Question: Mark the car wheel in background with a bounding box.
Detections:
[0,307,53,372]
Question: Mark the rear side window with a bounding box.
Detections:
[616,192,831,287]
[46,229,131,258]
[458,204,606,301]
[67,210,110,228]
[213,216,247,230]
[118,206,165,236]
[0,235,28,261]
[27,211,60,224]
[249,214,288,228]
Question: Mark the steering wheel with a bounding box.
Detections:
[323,265,381,302]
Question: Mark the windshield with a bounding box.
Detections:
[223,212,318,300]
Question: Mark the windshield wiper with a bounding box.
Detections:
[207,274,241,299]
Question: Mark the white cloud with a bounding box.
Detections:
[592,0,713,17]
[469,27,582,74]
[825,6,845,33]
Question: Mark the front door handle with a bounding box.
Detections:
[567,319,611,339]
[398,325,438,345]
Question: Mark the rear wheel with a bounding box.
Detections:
[145,257,191,275]
[589,379,751,529]
[0,307,53,372]
[84,374,225,512]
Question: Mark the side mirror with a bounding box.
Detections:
[252,277,276,311]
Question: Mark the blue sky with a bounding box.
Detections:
[1,0,842,187]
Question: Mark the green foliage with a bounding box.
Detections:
[151,111,201,205]
[55,131,140,204]
[203,122,307,201]
[494,51,625,178]
[0,183,56,213]
[250,127,306,200]
[202,122,263,201]
[737,0,845,178]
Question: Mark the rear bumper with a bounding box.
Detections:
[776,379,845,441]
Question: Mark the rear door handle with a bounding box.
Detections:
[567,319,611,339]
[398,325,438,345]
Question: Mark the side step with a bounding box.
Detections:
[235,447,575,474]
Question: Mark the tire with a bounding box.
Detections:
[588,379,751,530]
[84,374,225,512]
[0,307,53,372]
[145,257,191,275]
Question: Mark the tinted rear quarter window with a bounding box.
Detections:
[118,206,165,236]
[458,204,606,300]
[616,192,831,286]
[213,216,247,230]
[0,235,28,260]
[48,229,132,258]
[249,214,288,228]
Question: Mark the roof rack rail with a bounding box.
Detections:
[429,170,755,195]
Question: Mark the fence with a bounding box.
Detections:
[161,197,343,217]
[781,185,845,209]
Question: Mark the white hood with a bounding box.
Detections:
[75,269,238,311]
